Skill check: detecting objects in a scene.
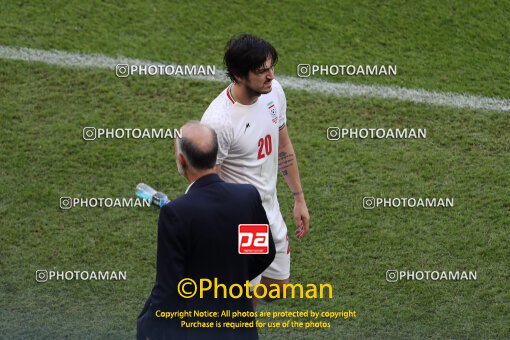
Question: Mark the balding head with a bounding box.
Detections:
[176,121,218,173]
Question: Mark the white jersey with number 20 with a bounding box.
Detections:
[201,79,287,227]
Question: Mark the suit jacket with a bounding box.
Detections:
[137,173,275,340]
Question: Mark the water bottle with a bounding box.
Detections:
[136,183,170,208]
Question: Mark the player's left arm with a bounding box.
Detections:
[278,125,310,239]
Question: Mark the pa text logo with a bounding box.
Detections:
[238,224,269,254]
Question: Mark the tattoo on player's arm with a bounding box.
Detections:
[278,151,295,176]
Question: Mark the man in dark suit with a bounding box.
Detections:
[137,121,275,340]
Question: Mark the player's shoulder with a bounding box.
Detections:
[271,78,285,95]
[202,87,234,127]
[269,78,286,106]
[272,78,284,91]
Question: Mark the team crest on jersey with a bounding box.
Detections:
[266,101,278,124]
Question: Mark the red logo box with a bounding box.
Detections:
[238,224,269,254]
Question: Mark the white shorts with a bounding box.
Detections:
[251,208,290,284]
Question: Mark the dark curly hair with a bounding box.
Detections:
[224,34,278,82]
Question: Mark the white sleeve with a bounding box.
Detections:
[274,80,287,129]
[201,109,233,164]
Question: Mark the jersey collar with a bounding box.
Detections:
[226,84,236,104]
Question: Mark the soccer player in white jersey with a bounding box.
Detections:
[201,34,310,302]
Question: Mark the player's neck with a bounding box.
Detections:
[231,83,260,105]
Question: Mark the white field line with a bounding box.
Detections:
[1,45,509,112]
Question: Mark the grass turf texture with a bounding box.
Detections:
[0,1,509,98]
[1,59,508,339]
[0,1,509,339]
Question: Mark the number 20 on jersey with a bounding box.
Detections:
[257,134,272,159]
